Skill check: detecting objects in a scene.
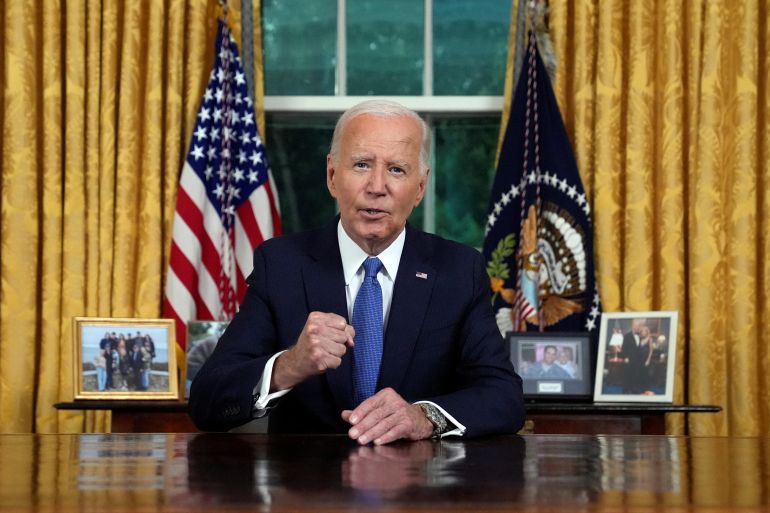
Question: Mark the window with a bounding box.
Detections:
[263,0,510,248]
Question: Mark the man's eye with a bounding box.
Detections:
[389,167,405,175]
[354,162,369,169]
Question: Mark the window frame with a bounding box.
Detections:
[262,0,506,242]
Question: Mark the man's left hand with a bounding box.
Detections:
[341,388,434,445]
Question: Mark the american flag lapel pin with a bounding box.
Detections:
[415,271,428,279]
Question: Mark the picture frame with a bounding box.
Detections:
[73,317,179,400]
[185,320,229,398]
[507,332,593,400]
[593,311,678,403]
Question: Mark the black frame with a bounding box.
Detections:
[507,332,593,400]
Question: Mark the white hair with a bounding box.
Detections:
[329,99,431,174]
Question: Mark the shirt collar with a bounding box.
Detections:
[337,220,405,285]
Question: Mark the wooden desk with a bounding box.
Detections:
[525,402,721,434]
[0,433,767,512]
[55,401,720,435]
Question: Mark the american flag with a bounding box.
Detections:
[164,19,281,350]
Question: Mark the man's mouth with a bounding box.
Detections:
[360,208,387,218]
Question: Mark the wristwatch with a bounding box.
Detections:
[418,403,448,439]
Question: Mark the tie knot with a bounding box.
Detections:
[362,257,382,279]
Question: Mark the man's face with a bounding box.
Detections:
[558,350,570,364]
[327,114,428,254]
[543,348,557,364]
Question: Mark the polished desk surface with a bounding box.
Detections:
[0,433,766,512]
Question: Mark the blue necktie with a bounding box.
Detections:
[352,257,384,406]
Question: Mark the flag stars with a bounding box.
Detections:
[216,67,225,82]
[243,112,254,126]
[235,71,245,85]
[240,132,251,145]
[233,168,244,182]
[221,148,231,160]
[209,128,220,142]
[576,193,586,205]
[501,192,511,205]
[204,88,214,102]
[567,185,577,198]
[213,108,223,122]
[238,150,247,163]
[527,171,537,184]
[494,202,503,215]
[204,166,213,180]
[249,151,263,166]
[510,185,520,198]
[191,145,204,160]
[558,179,568,192]
[194,126,208,141]
[214,183,225,199]
[207,147,217,160]
[248,170,259,183]
[215,88,224,103]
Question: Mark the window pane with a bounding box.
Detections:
[265,114,337,233]
[263,0,337,95]
[433,116,500,247]
[433,1,511,95]
[347,1,423,95]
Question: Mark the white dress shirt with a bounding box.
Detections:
[252,221,465,437]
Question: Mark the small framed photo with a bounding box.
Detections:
[594,311,678,403]
[73,317,179,400]
[508,332,593,400]
[185,320,229,398]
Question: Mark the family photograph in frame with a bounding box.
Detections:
[73,317,179,400]
[594,311,678,403]
[185,320,229,398]
[507,332,593,400]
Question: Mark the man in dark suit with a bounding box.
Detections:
[621,318,646,393]
[189,99,524,444]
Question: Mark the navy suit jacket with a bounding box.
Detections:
[188,219,525,437]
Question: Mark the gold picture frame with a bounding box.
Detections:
[73,317,179,400]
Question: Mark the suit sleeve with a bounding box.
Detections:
[425,251,525,437]
[188,246,279,431]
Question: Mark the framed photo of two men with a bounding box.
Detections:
[594,311,678,403]
[508,332,593,400]
[72,317,179,400]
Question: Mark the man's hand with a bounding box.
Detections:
[271,312,355,391]
[341,388,434,445]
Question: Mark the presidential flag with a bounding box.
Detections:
[164,19,281,349]
[482,30,601,335]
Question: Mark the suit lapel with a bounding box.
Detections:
[378,226,435,392]
[303,220,354,410]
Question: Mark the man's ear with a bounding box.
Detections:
[326,154,338,198]
[414,168,430,206]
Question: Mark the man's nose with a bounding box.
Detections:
[366,167,387,193]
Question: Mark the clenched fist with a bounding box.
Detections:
[271,312,355,391]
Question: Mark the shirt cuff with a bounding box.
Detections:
[414,400,466,438]
[252,350,291,417]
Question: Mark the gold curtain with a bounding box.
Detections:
[0,0,264,433]
[504,0,769,435]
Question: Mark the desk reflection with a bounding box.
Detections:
[186,433,525,506]
[0,433,769,512]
